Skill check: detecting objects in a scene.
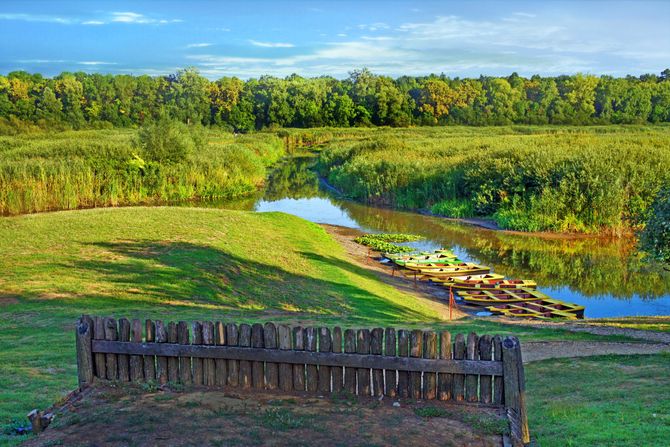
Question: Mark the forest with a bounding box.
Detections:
[1,67,670,132]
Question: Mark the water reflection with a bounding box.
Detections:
[204,156,670,317]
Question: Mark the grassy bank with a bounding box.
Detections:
[0,129,284,215]
[311,126,670,234]
[0,206,635,445]
[526,354,670,446]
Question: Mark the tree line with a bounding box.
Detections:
[1,67,670,131]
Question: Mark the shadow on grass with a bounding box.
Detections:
[64,240,431,323]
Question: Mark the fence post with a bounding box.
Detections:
[501,336,530,446]
[75,315,94,389]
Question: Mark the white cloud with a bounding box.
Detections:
[110,11,182,25]
[249,40,295,48]
[82,20,104,25]
[186,43,213,48]
[78,61,117,66]
[0,13,74,24]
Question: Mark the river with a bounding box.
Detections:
[203,156,670,318]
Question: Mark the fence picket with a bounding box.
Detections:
[93,317,105,379]
[331,327,343,393]
[397,330,409,398]
[356,329,371,396]
[167,322,179,383]
[466,332,479,402]
[478,335,493,404]
[318,327,332,393]
[278,325,293,392]
[238,324,252,389]
[370,328,384,397]
[423,331,437,400]
[202,321,215,386]
[226,323,239,386]
[144,320,156,381]
[177,321,190,385]
[117,318,130,382]
[343,329,356,394]
[130,319,144,382]
[155,320,168,385]
[493,335,503,405]
[292,327,305,391]
[214,321,227,387]
[453,333,465,401]
[384,328,397,397]
[264,323,279,390]
[438,331,452,401]
[251,323,264,389]
[192,322,204,385]
[103,317,118,380]
[305,327,318,392]
[409,330,423,399]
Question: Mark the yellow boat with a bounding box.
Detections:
[429,273,505,283]
[459,288,552,304]
[448,279,537,290]
[418,264,491,277]
[485,300,585,319]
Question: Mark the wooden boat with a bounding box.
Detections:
[458,288,553,304]
[391,253,459,266]
[485,300,585,320]
[417,264,491,277]
[448,278,537,290]
[401,259,465,270]
[429,273,505,283]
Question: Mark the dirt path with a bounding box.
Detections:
[522,341,670,363]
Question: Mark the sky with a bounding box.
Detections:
[1,0,669,80]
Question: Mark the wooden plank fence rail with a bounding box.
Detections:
[75,316,530,446]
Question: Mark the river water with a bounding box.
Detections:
[210,156,670,318]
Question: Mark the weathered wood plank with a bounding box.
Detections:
[318,327,332,394]
[356,329,371,396]
[343,329,356,394]
[438,331,452,401]
[144,320,156,381]
[214,321,227,387]
[91,341,505,375]
[423,331,437,400]
[93,317,105,379]
[155,320,168,385]
[202,321,215,386]
[453,333,465,401]
[397,330,410,398]
[278,325,293,392]
[103,317,118,380]
[466,332,479,402]
[167,322,179,383]
[130,319,144,382]
[238,323,252,389]
[478,335,493,404]
[292,327,305,391]
[177,321,190,385]
[409,329,423,399]
[384,328,397,397]
[75,316,94,389]
[264,323,279,390]
[371,328,384,397]
[251,323,265,389]
[117,318,130,382]
[226,323,239,386]
[191,321,204,385]
[331,327,343,394]
[502,336,529,445]
[305,327,318,392]
[493,335,503,406]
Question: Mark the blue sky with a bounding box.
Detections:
[1,1,668,79]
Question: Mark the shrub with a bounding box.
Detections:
[640,188,670,264]
[431,198,475,218]
[136,117,205,164]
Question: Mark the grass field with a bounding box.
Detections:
[0,206,662,446]
[526,354,670,446]
[311,125,670,234]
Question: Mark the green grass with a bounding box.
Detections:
[0,206,651,446]
[314,125,670,234]
[526,354,670,446]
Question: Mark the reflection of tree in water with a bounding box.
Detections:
[337,200,670,300]
[263,156,326,201]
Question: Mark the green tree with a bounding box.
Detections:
[640,188,670,264]
[136,116,204,164]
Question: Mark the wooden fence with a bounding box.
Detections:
[75,315,529,445]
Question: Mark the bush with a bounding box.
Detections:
[136,117,205,164]
[431,198,475,218]
[640,188,670,264]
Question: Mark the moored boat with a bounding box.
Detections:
[448,278,537,290]
[485,300,585,319]
[417,263,491,277]
[429,273,505,283]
